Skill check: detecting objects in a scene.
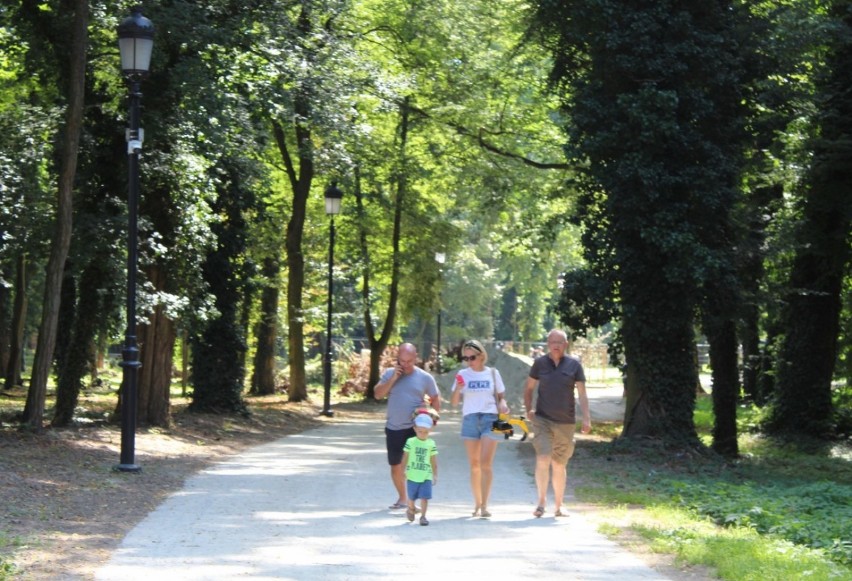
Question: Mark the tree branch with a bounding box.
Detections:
[403,101,574,170]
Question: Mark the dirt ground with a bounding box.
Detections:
[1,352,715,580]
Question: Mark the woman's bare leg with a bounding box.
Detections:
[479,437,499,515]
[464,439,483,513]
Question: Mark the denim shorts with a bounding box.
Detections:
[407,479,433,500]
[461,412,501,440]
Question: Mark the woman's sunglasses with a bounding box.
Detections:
[461,355,477,362]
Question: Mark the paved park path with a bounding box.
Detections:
[96,378,671,580]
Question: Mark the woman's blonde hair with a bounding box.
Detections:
[463,339,488,364]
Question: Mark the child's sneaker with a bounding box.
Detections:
[406,507,415,522]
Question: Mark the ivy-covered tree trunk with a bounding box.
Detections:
[766,3,852,436]
[619,278,699,443]
[189,158,252,414]
[532,1,751,445]
[190,313,246,414]
[251,257,280,395]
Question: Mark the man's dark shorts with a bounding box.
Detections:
[386,427,416,465]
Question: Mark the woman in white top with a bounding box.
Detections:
[450,339,508,518]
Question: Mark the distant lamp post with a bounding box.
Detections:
[116,6,154,472]
[435,252,446,374]
[322,182,343,417]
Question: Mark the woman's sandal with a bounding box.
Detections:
[480,507,492,518]
[554,508,567,517]
[533,506,545,518]
[472,506,481,517]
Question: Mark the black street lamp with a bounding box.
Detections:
[321,182,343,417]
[116,7,154,472]
[435,252,445,374]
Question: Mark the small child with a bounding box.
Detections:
[402,413,438,526]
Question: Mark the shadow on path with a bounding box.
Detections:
[97,408,669,580]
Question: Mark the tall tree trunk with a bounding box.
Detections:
[181,329,189,397]
[620,278,699,444]
[739,305,761,401]
[251,257,279,395]
[4,255,28,390]
[0,264,12,374]
[272,107,315,401]
[354,98,409,398]
[755,327,780,404]
[134,265,173,426]
[274,3,317,402]
[188,154,252,414]
[766,3,852,438]
[239,265,254,374]
[53,261,104,426]
[738,183,782,402]
[701,202,742,455]
[285,209,308,402]
[621,362,641,427]
[22,0,87,429]
[54,263,76,379]
[138,316,175,426]
[707,319,739,457]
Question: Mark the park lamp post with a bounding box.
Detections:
[116,6,154,472]
[321,182,343,417]
[435,252,446,374]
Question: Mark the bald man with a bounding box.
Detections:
[375,343,442,509]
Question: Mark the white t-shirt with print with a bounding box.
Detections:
[453,367,505,416]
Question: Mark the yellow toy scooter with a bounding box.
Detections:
[491,413,530,441]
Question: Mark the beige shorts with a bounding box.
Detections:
[532,415,575,464]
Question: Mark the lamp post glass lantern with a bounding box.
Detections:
[322,182,343,417]
[116,6,154,472]
[435,252,445,374]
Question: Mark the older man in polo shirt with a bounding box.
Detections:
[523,329,591,518]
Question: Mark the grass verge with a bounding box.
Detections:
[575,395,851,581]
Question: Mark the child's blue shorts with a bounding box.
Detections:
[407,479,433,500]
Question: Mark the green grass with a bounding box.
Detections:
[576,395,852,580]
[0,560,17,581]
[0,532,24,580]
[634,505,845,581]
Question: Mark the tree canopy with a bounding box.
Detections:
[0,0,848,447]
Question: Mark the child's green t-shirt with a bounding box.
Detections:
[404,436,437,483]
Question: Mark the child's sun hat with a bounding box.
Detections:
[414,414,433,428]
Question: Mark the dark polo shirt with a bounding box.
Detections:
[529,354,586,424]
